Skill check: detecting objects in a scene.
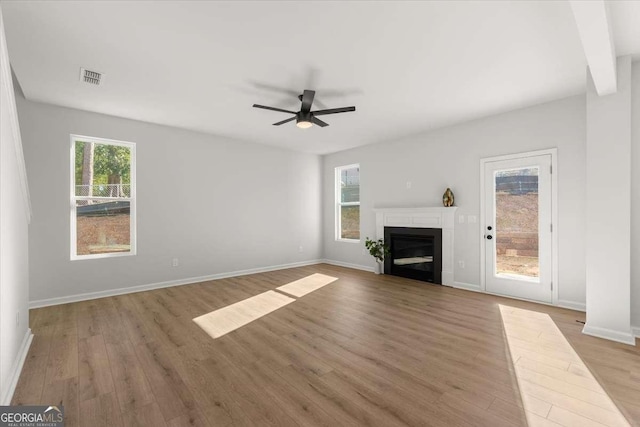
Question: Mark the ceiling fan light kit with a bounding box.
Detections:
[253,89,355,129]
[296,119,313,129]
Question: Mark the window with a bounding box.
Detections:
[335,164,360,241]
[71,135,136,259]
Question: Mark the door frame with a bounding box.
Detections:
[479,148,559,305]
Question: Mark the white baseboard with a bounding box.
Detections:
[558,300,586,312]
[632,326,640,339]
[1,328,33,405]
[582,324,636,346]
[29,259,324,309]
[321,259,375,273]
[452,281,481,292]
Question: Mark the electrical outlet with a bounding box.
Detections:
[172,258,179,267]
[406,181,412,189]
[468,215,477,223]
[298,246,304,253]
[458,215,465,223]
[458,260,465,269]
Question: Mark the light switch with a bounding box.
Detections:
[468,215,477,223]
[459,215,465,223]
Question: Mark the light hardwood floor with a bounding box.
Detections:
[12,264,640,426]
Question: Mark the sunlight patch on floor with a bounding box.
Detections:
[193,274,338,339]
[193,290,294,339]
[498,304,630,427]
[276,273,338,297]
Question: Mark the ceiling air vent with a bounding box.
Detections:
[80,68,103,86]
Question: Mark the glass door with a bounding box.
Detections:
[484,154,552,303]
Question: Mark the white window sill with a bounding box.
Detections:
[71,250,136,261]
[336,238,361,244]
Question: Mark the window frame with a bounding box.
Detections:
[70,134,137,260]
[335,163,360,243]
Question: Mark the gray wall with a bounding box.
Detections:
[323,95,587,308]
[17,97,322,304]
[632,63,640,330]
[1,8,31,403]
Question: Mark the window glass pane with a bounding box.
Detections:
[495,167,539,278]
[340,167,359,203]
[340,205,360,240]
[76,199,131,255]
[75,141,131,198]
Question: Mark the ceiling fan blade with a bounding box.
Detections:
[311,116,329,127]
[301,90,315,113]
[273,117,296,126]
[253,104,297,114]
[312,106,356,116]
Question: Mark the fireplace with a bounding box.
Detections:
[385,227,442,284]
[374,207,457,285]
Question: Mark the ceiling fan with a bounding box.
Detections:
[253,90,355,129]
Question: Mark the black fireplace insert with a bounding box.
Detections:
[384,227,442,284]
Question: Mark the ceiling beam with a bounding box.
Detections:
[569,0,617,96]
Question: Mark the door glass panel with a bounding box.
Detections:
[494,167,539,279]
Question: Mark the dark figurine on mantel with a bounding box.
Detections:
[443,188,454,207]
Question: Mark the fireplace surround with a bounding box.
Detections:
[374,207,457,285]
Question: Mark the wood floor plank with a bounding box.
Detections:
[165,410,210,427]
[487,397,528,426]
[122,401,168,427]
[162,356,234,427]
[11,264,639,426]
[133,340,202,423]
[113,295,155,345]
[44,328,78,384]
[547,405,611,427]
[78,334,115,402]
[40,377,79,427]
[519,379,629,426]
[272,363,382,426]
[80,392,124,427]
[105,339,155,413]
[76,300,105,339]
[237,360,339,427]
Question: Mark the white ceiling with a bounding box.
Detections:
[2,1,639,155]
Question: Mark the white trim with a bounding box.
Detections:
[0,8,32,223]
[29,260,323,308]
[452,281,481,292]
[582,324,636,346]
[632,326,640,339]
[479,148,559,305]
[322,258,375,273]
[1,329,33,405]
[70,134,137,260]
[558,300,586,312]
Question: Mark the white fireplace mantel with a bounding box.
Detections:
[374,207,457,285]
